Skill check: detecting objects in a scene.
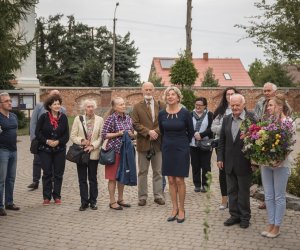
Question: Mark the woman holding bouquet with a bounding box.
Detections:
[260,94,295,238]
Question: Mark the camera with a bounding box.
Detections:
[146,148,155,161]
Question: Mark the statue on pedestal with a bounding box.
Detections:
[101,69,110,87]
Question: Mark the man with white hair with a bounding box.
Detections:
[131,82,165,206]
[0,92,20,216]
[27,90,66,190]
[217,94,256,229]
[254,82,277,120]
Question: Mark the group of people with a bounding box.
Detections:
[0,82,295,237]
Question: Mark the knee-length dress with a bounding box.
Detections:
[158,108,194,177]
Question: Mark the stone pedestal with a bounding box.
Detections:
[15,6,40,102]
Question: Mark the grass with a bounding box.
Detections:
[17,116,76,136]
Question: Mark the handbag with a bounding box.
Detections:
[66,115,90,165]
[30,138,39,154]
[99,139,116,165]
[198,138,214,151]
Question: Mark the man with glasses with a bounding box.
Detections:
[0,92,20,216]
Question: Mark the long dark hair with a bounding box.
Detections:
[213,87,239,118]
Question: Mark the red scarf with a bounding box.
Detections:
[48,112,61,129]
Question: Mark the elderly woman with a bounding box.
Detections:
[212,87,239,209]
[190,97,213,193]
[70,99,104,211]
[158,86,194,223]
[35,94,69,205]
[101,97,135,210]
[260,94,295,238]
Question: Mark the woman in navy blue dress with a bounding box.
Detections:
[158,86,194,223]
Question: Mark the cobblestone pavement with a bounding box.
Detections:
[0,135,300,250]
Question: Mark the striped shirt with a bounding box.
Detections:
[102,112,133,153]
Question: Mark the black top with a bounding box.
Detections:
[35,112,69,152]
[0,112,18,151]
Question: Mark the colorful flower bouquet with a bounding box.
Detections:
[241,117,296,167]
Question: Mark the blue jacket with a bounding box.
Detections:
[116,131,137,186]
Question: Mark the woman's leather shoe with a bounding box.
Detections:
[177,211,185,223]
[167,210,178,222]
[109,202,123,210]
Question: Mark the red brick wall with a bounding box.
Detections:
[40,87,300,116]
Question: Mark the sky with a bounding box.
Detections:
[36,0,265,82]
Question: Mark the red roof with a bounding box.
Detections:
[150,55,253,87]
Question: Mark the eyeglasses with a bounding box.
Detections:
[0,99,12,103]
[195,104,205,107]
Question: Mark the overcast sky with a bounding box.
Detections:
[36,0,265,82]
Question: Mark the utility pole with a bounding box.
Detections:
[186,0,192,58]
[112,2,119,87]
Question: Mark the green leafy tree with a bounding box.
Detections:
[36,15,140,87]
[248,58,264,86]
[169,52,198,88]
[201,67,219,87]
[149,72,163,87]
[236,0,300,61]
[0,0,37,89]
[248,60,294,87]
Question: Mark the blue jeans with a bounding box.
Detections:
[261,166,289,226]
[0,149,17,209]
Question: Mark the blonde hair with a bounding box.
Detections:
[272,94,292,116]
[80,99,97,111]
[104,97,124,119]
[163,86,183,103]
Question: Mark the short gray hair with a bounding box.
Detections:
[80,99,97,111]
[264,82,277,91]
[230,93,245,104]
[163,86,183,103]
[0,92,9,102]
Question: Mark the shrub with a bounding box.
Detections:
[11,110,28,129]
[251,168,262,186]
[181,88,196,111]
[287,153,300,197]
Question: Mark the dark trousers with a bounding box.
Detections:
[32,154,42,183]
[39,149,66,200]
[190,147,212,188]
[215,149,227,196]
[226,172,252,222]
[77,160,98,206]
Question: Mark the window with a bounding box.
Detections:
[160,59,175,69]
[223,73,232,80]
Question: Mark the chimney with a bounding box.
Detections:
[203,52,209,61]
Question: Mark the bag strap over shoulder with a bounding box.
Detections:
[79,115,88,140]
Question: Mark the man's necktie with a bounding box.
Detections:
[147,101,153,121]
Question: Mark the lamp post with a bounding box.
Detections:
[112,2,119,87]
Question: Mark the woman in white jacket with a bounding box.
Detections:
[70,99,104,211]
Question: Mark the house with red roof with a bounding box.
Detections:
[149,53,253,87]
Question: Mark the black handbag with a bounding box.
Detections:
[99,140,116,165]
[66,115,90,165]
[30,138,39,154]
[198,138,214,151]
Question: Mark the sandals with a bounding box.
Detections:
[109,202,123,210]
[117,199,131,208]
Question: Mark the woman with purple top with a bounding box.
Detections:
[101,97,135,210]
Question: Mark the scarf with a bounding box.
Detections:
[193,109,207,132]
[48,111,61,130]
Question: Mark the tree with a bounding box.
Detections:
[248,58,264,86]
[36,15,140,87]
[0,0,37,89]
[236,0,300,61]
[169,52,198,88]
[148,72,163,87]
[201,67,219,87]
[248,60,294,87]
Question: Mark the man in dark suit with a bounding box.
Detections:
[131,82,165,206]
[217,94,255,229]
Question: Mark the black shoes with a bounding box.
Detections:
[5,204,20,211]
[27,182,39,190]
[240,221,250,229]
[109,202,123,210]
[0,208,7,216]
[200,186,207,193]
[90,203,98,210]
[167,210,179,222]
[177,211,185,223]
[79,204,89,211]
[224,217,241,226]
[194,187,201,192]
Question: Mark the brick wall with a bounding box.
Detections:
[40,87,300,116]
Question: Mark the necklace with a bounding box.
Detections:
[167,113,178,119]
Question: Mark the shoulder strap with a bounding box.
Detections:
[79,115,88,140]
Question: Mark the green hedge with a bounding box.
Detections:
[287,153,300,197]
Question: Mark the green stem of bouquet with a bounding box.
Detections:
[202,172,212,249]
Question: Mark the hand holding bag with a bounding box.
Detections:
[197,138,214,151]
[99,139,115,165]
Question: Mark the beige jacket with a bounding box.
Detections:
[70,115,104,160]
